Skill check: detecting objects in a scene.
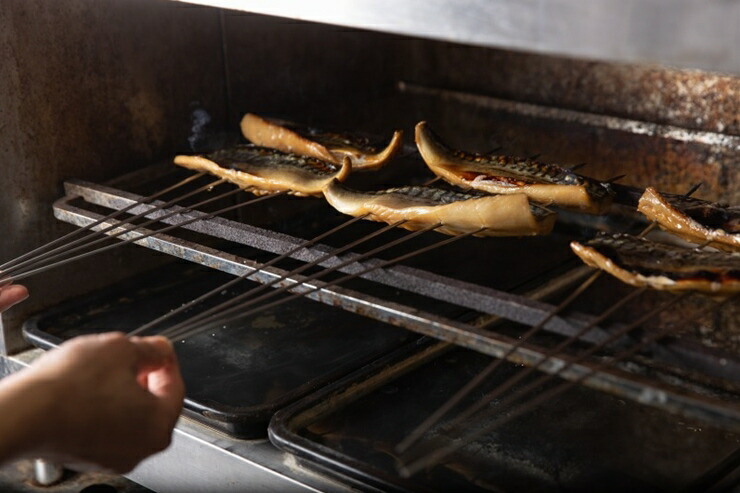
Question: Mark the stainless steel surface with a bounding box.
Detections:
[0,351,353,493]
[173,0,740,75]
[32,459,63,487]
[130,417,354,493]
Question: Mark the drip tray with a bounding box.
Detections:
[269,343,740,492]
[22,261,419,438]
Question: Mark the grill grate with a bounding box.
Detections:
[47,161,740,433]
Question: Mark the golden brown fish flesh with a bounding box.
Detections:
[323,180,556,237]
[174,145,350,197]
[415,121,613,214]
[241,113,403,171]
[638,187,740,252]
[571,233,740,295]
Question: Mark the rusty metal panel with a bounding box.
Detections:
[0,0,226,352]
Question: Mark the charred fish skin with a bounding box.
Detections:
[638,187,740,252]
[571,233,740,295]
[174,144,351,197]
[323,180,556,237]
[241,113,403,171]
[415,121,614,214]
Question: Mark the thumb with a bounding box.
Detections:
[0,284,29,312]
[131,336,185,416]
[130,336,177,373]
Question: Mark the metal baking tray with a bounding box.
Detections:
[22,261,420,439]
[269,341,740,492]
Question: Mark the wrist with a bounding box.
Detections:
[0,370,61,464]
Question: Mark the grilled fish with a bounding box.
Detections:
[571,233,740,295]
[241,113,403,171]
[638,187,740,252]
[323,180,556,237]
[174,145,351,197]
[415,121,613,214]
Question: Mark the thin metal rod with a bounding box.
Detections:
[159,218,412,339]
[129,212,371,335]
[0,172,207,273]
[9,190,282,282]
[438,286,647,436]
[395,267,601,453]
[395,185,709,454]
[399,292,693,476]
[168,225,483,342]
[2,177,227,281]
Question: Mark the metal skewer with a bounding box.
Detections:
[1,177,230,282]
[395,182,706,453]
[129,213,372,335]
[157,218,414,339]
[395,267,603,453]
[8,189,285,282]
[0,172,206,273]
[160,219,430,340]
[399,291,710,476]
[166,225,485,342]
[432,286,648,435]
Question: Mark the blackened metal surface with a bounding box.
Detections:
[270,345,740,493]
[22,262,417,438]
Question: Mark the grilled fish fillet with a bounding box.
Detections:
[241,113,403,171]
[323,180,556,237]
[174,145,350,197]
[571,233,740,295]
[415,121,613,214]
[638,187,740,252]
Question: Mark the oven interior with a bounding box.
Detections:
[1,1,739,492]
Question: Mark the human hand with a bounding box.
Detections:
[0,332,184,473]
[0,284,28,312]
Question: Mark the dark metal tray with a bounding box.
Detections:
[269,341,740,492]
[23,261,420,439]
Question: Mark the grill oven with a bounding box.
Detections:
[1,1,739,492]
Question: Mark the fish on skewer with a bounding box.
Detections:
[415,121,613,214]
[323,180,556,237]
[638,187,740,252]
[241,113,403,171]
[571,233,740,295]
[174,145,351,197]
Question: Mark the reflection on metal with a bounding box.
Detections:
[32,459,63,486]
[172,0,740,75]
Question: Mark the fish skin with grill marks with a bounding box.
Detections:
[323,180,556,237]
[571,233,740,295]
[174,144,351,197]
[638,187,740,252]
[241,113,403,171]
[415,121,613,214]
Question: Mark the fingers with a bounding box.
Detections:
[0,284,29,312]
[146,360,185,421]
[130,336,185,419]
[130,336,176,372]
